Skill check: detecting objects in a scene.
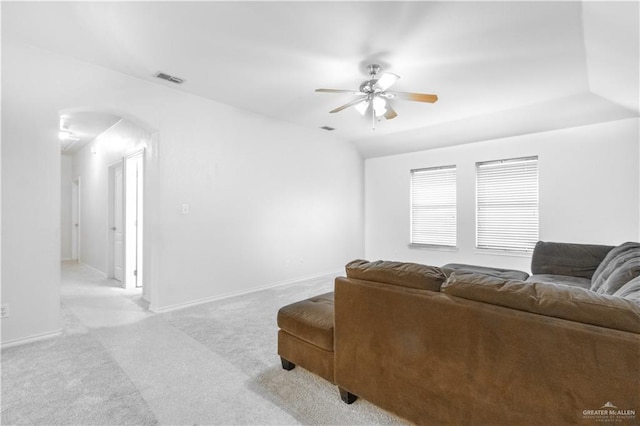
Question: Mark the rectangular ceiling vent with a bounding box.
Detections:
[155,72,185,85]
[320,126,335,131]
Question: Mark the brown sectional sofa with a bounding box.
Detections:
[278,241,640,424]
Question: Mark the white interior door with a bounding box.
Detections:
[134,154,144,288]
[71,178,80,260]
[125,152,144,289]
[113,164,124,282]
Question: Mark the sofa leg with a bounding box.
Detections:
[280,357,295,371]
[339,388,358,404]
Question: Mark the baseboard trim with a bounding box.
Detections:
[1,329,62,349]
[149,270,342,314]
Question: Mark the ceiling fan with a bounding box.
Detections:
[316,64,438,129]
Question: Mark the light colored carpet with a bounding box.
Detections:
[1,261,407,425]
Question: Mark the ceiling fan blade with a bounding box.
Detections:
[384,105,398,120]
[374,72,400,92]
[390,91,438,103]
[329,97,368,113]
[316,88,360,94]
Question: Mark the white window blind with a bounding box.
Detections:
[476,156,538,252]
[410,166,457,247]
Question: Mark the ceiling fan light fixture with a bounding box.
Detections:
[354,100,369,115]
[372,96,387,116]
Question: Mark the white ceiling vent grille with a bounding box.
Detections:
[155,72,185,84]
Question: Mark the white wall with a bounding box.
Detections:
[149,93,364,310]
[2,41,364,344]
[71,119,150,274]
[2,50,62,343]
[60,155,73,260]
[365,118,640,273]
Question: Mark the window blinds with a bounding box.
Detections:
[410,166,457,247]
[476,156,538,252]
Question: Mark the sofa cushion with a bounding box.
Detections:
[277,292,334,351]
[345,259,446,292]
[530,241,614,279]
[442,263,529,280]
[527,274,591,289]
[591,242,640,295]
[441,272,640,334]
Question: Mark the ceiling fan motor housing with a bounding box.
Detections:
[360,64,383,94]
[359,80,377,95]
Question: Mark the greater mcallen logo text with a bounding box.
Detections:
[582,402,636,422]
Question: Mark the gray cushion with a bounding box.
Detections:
[591,242,640,295]
[527,274,591,289]
[613,276,640,303]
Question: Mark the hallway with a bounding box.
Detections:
[61,261,150,330]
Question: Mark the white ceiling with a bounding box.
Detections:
[3,1,638,157]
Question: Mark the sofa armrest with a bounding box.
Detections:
[530,241,614,279]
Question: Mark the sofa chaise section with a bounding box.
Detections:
[277,292,335,383]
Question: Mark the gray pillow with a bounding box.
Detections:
[531,241,613,278]
[613,276,640,303]
[591,242,640,295]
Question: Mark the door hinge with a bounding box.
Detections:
[133,270,137,276]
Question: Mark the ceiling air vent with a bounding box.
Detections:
[155,72,185,85]
[320,126,335,131]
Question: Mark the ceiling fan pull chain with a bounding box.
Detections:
[372,104,375,130]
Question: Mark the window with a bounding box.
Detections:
[410,165,457,247]
[476,156,538,252]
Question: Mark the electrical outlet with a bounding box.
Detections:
[1,304,9,318]
[181,204,190,214]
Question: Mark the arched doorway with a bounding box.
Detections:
[59,107,158,306]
